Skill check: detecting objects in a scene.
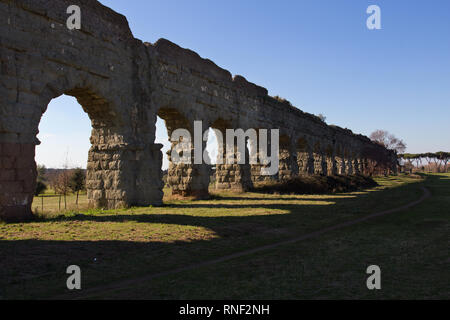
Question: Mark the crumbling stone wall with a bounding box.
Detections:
[0,0,397,221]
[0,0,163,221]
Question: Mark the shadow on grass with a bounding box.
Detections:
[0,174,440,299]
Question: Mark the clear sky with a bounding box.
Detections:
[36,0,450,169]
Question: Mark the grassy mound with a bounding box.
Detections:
[252,174,378,195]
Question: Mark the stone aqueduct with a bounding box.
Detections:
[0,0,397,221]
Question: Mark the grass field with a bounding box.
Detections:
[0,173,448,299]
[31,189,89,215]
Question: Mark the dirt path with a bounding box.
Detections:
[57,186,431,300]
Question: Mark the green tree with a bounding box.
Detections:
[35,180,47,212]
[436,151,450,173]
[37,164,47,182]
[69,168,86,205]
[35,181,47,196]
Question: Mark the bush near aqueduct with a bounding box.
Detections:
[252,175,378,195]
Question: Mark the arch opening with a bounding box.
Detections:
[35,88,125,212]
[279,135,296,180]
[296,137,311,175]
[211,119,252,191]
[36,95,90,169]
[33,94,92,214]
[156,107,211,199]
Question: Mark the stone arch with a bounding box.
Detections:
[352,152,361,175]
[361,156,370,175]
[210,118,232,165]
[156,105,192,169]
[157,106,192,134]
[37,73,134,206]
[348,150,357,175]
[0,71,139,221]
[296,137,309,174]
[335,144,346,175]
[43,90,121,208]
[19,72,127,147]
[213,118,253,191]
[248,127,280,184]
[278,134,298,180]
[343,148,353,175]
[249,127,264,183]
[325,144,336,176]
[156,106,210,199]
[313,140,325,175]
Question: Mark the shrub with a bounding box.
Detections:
[273,95,292,106]
[35,181,47,196]
[252,175,378,195]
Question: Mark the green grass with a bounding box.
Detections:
[31,189,89,216]
[0,173,448,299]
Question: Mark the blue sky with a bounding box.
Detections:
[36,0,450,168]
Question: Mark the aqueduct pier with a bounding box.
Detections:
[0,0,397,221]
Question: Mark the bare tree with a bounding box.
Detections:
[54,170,72,210]
[370,130,406,154]
[436,151,449,173]
[53,152,72,210]
[37,164,47,182]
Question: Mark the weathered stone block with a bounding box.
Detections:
[0,169,15,181]
[2,143,21,156]
[0,181,22,194]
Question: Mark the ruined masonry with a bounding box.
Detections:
[0,0,397,221]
